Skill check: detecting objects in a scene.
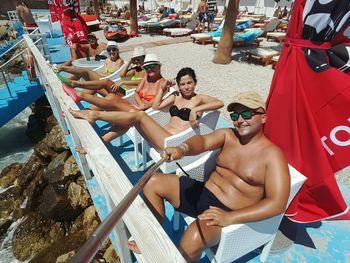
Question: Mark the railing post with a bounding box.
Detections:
[0,68,12,98]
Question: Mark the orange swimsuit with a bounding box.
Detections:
[138,90,156,102]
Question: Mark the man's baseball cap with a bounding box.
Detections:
[227,91,266,112]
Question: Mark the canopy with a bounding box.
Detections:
[264,0,350,223]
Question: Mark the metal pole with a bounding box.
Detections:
[1,69,12,98]
[70,157,167,263]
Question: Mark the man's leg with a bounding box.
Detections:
[179,219,221,262]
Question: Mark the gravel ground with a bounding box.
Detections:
[94,29,350,182]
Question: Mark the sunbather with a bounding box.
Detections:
[62,54,168,113]
[55,40,124,83]
[126,91,290,262]
[68,67,224,145]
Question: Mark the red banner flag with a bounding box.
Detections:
[264,0,350,222]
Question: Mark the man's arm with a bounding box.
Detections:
[163,128,227,161]
[199,147,291,226]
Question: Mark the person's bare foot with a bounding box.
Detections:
[75,146,87,155]
[71,80,81,88]
[126,240,141,254]
[69,108,98,124]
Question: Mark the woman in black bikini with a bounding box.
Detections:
[69,67,224,147]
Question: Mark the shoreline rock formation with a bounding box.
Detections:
[0,97,119,263]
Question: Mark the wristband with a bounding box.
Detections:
[178,143,189,154]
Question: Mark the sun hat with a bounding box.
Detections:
[143,53,161,67]
[227,91,266,112]
[132,46,146,58]
[107,41,118,48]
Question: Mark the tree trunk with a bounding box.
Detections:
[213,0,240,64]
[93,0,100,20]
[129,0,138,36]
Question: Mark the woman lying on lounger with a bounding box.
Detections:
[63,53,168,114]
[69,67,224,148]
[58,46,147,98]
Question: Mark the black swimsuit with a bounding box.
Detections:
[169,105,192,121]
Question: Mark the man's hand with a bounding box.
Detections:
[110,83,122,93]
[198,206,232,227]
[160,146,186,162]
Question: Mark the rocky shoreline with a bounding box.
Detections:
[0,97,119,263]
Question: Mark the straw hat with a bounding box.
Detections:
[143,53,161,67]
[132,46,146,58]
[227,91,266,111]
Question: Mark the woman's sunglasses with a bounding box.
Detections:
[144,64,158,71]
[107,47,118,52]
[230,110,264,121]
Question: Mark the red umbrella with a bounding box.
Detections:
[264,0,350,222]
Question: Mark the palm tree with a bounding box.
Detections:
[129,0,138,36]
[213,0,240,64]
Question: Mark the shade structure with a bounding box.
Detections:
[264,0,350,223]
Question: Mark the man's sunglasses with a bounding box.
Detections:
[107,47,118,52]
[229,110,265,121]
[144,64,158,71]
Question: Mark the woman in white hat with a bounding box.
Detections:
[68,67,224,145]
[55,40,124,83]
[63,54,169,114]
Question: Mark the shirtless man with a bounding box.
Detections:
[16,1,37,29]
[86,33,107,57]
[127,91,290,262]
[197,0,208,32]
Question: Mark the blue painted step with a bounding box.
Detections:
[0,71,44,127]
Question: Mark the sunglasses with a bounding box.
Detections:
[229,110,265,121]
[107,47,118,52]
[144,64,158,71]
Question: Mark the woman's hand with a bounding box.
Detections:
[198,206,232,227]
[110,83,122,93]
[160,146,186,162]
[189,109,199,128]
[161,79,175,92]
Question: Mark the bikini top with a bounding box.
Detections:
[105,68,116,74]
[138,89,156,102]
[169,105,192,121]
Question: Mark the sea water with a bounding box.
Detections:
[0,107,34,263]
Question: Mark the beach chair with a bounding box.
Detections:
[246,47,280,66]
[118,87,176,168]
[141,110,220,172]
[173,156,307,263]
[93,62,127,82]
[163,19,200,37]
[266,32,286,43]
[212,28,264,47]
[245,18,280,36]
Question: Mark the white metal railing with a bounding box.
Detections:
[0,33,50,98]
[23,35,186,263]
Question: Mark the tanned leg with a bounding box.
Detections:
[179,219,222,262]
[78,92,133,111]
[59,65,102,81]
[127,173,181,254]
[68,110,171,149]
[101,126,129,143]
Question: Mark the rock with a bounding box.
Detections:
[83,206,101,239]
[43,151,71,184]
[64,155,80,178]
[29,230,86,263]
[0,186,25,219]
[17,154,47,189]
[38,184,82,221]
[0,218,13,236]
[68,182,92,210]
[25,169,47,211]
[34,141,58,163]
[42,125,69,153]
[26,113,48,143]
[12,213,65,261]
[0,163,24,188]
[103,243,119,263]
[55,251,75,263]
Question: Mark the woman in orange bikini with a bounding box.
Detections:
[63,54,169,113]
[69,67,224,145]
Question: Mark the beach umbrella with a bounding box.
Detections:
[264,0,350,223]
